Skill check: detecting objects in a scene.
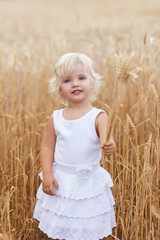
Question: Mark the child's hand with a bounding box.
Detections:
[101,139,116,156]
[42,173,59,196]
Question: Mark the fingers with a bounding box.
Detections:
[102,144,114,150]
[42,177,59,196]
[101,140,116,156]
[101,139,115,147]
[42,185,55,196]
[49,186,55,195]
[53,178,59,190]
[102,148,114,156]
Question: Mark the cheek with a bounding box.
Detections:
[59,84,70,95]
[86,79,94,92]
[85,84,92,95]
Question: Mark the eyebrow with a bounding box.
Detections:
[78,73,87,75]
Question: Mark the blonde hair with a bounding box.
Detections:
[49,53,103,104]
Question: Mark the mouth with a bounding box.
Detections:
[71,90,82,94]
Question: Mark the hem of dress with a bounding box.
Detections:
[34,217,116,240]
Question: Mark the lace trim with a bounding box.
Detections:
[36,187,115,218]
[34,209,116,240]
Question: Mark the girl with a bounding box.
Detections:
[33,53,116,240]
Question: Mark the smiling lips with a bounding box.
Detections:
[71,89,82,94]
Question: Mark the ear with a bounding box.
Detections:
[59,87,63,95]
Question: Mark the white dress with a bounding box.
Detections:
[33,108,116,240]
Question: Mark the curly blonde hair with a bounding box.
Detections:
[48,53,103,104]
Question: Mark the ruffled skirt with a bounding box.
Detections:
[33,162,116,240]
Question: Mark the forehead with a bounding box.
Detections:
[63,62,88,78]
[72,63,86,73]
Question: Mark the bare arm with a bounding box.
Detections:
[41,115,58,195]
[95,112,116,156]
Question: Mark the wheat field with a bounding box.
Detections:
[0,0,160,239]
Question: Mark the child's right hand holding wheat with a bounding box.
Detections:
[96,111,116,156]
[101,139,116,156]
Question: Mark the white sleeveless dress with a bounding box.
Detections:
[33,108,116,240]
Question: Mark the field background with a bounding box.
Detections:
[0,0,160,239]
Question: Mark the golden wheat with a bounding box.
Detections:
[0,0,160,239]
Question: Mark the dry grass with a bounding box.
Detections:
[0,0,160,239]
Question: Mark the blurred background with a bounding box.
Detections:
[0,0,160,239]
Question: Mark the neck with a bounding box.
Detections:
[67,100,93,112]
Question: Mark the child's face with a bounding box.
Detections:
[59,63,93,104]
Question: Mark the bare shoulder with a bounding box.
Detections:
[43,114,56,147]
[47,115,54,128]
[95,111,108,126]
[95,111,108,138]
[45,114,56,135]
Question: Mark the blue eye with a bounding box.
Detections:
[79,76,85,80]
[64,79,70,83]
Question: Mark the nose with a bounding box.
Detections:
[72,79,79,87]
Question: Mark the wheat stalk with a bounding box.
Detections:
[104,52,141,146]
[151,206,160,220]
[150,84,160,112]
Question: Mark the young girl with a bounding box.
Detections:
[33,53,116,240]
